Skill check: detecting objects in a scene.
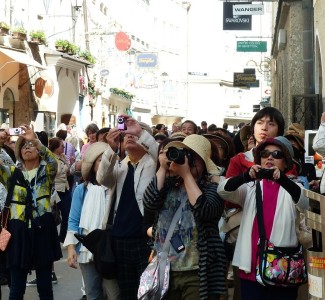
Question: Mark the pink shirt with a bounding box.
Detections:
[239,180,280,281]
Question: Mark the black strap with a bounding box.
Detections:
[255,181,266,241]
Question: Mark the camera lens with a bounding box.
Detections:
[14,128,19,133]
[166,147,186,164]
[117,117,124,124]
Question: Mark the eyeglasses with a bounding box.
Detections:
[260,149,284,159]
[22,141,37,149]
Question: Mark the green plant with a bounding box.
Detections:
[88,81,97,99]
[13,26,26,34]
[110,88,135,101]
[0,22,10,30]
[55,39,70,50]
[67,43,79,55]
[29,30,46,44]
[80,50,96,64]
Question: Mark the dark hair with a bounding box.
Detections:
[207,124,217,132]
[56,129,67,141]
[36,131,49,147]
[156,138,173,172]
[250,107,285,137]
[49,137,63,152]
[85,123,99,136]
[181,120,197,133]
[201,121,207,126]
[155,124,164,131]
[96,127,110,141]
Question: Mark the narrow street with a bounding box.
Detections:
[2,247,85,300]
[1,246,235,299]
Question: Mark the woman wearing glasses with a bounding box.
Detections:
[217,136,308,299]
[0,125,62,300]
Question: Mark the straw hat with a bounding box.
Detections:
[239,123,251,147]
[286,123,305,138]
[163,134,223,175]
[81,142,109,181]
[254,136,294,171]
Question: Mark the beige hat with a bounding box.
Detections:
[170,131,187,140]
[164,134,223,175]
[286,123,305,138]
[239,123,251,147]
[81,142,109,181]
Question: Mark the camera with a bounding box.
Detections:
[9,128,22,136]
[256,168,274,180]
[117,116,126,131]
[166,147,193,165]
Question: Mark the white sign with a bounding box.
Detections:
[308,273,323,298]
[233,4,264,15]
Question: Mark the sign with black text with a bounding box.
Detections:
[233,4,264,15]
[223,2,252,31]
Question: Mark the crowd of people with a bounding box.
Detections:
[0,107,323,300]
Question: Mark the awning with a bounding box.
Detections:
[0,48,46,69]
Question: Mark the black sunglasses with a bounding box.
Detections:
[260,149,284,159]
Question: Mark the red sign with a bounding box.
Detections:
[115,32,131,51]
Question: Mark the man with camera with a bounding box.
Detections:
[96,116,158,300]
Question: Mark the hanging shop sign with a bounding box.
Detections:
[34,76,54,99]
[115,32,131,51]
[233,4,264,15]
[233,72,256,87]
[223,2,252,31]
[136,52,158,68]
[237,41,267,52]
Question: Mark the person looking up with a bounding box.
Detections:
[0,125,62,300]
[96,117,158,300]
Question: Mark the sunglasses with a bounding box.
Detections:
[22,141,37,149]
[260,149,284,159]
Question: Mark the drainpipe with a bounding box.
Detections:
[302,0,314,95]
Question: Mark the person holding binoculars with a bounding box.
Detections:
[143,134,227,300]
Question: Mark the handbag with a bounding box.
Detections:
[255,182,307,287]
[138,197,186,300]
[0,168,17,252]
[0,209,11,251]
[51,202,61,226]
[75,184,117,279]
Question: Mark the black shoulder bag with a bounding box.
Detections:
[255,181,308,287]
[75,187,117,279]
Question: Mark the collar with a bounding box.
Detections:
[126,156,140,167]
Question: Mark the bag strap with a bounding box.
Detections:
[255,181,266,241]
[107,189,117,228]
[162,197,187,253]
[1,168,22,228]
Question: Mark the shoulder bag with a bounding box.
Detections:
[0,168,21,251]
[255,181,308,287]
[138,197,187,300]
